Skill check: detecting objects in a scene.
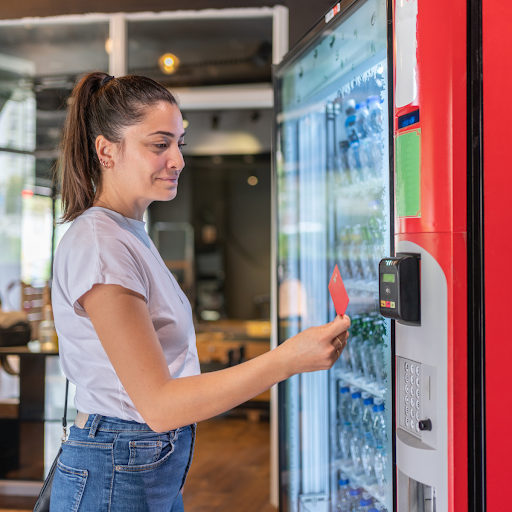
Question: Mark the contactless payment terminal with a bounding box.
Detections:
[379,253,421,325]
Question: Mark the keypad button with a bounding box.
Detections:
[405,384,409,394]
[410,387,415,396]
[405,374,410,384]
[416,366,420,376]
[410,400,415,409]
[410,408,415,418]
[410,421,415,431]
[410,364,415,374]
[405,362,409,372]
[416,411,420,421]
[405,396,409,405]
[416,388,420,398]
[405,417,410,427]
[416,377,420,387]
[405,406,409,416]
[416,422,420,432]
[416,400,420,409]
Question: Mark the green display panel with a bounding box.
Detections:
[382,273,395,283]
[396,129,421,218]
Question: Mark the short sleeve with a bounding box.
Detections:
[61,218,149,318]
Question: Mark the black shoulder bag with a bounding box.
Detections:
[33,379,69,512]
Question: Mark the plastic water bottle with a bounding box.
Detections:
[371,326,387,392]
[344,100,364,183]
[348,488,362,512]
[349,430,364,476]
[372,400,388,488]
[348,318,363,377]
[355,102,370,139]
[367,95,383,134]
[338,422,353,463]
[338,384,352,423]
[367,95,383,177]
[359,494,374,512]
[361,394,374,435]
[360,319,376,384]
[350,391,363,432]
[337,474,351,512]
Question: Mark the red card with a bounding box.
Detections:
[329,265,349,316]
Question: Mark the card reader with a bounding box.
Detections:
[379,253,420,325]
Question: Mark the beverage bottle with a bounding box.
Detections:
[337,474,351,512]
[348,316,363,377]
[348,225,364,282]
[338,140,352,186]
[339,226,354,281]
[344,100,364,183]
[338,384,352,423]
[338,422,353,463]
[367,95,383,134]
[360,226,376,283]
[361,394,374,435]
[349,391,364,475]
[368,215,384,281]
[360,318,376,383]
[355,102,372,179]
[355,102,370,139]
[367,95,383,177]
[39,304,58,350]
[372,324,387,391]
[348,488,362,512]
[372,400,388,488]
[350,390,363,433]
[359,494,374,512]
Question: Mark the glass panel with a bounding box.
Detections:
[275,0,392,511]
[0,152,34,309]
[21,194,53,285]
[128,17,272,87]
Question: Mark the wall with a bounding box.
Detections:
[0,0,336,49]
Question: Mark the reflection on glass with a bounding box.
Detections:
[275,0,392,510]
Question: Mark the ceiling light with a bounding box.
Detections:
[158,53,180,75]
[183,119,189,129]
[248,176,258,186]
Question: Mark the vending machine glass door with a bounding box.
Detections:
[274,0,393,510]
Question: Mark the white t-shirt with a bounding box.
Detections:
[52,207,200,423]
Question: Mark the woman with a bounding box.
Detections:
[50,72,350,512]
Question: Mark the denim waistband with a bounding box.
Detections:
[75,412,191,437]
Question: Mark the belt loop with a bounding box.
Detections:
[89,414,102,438]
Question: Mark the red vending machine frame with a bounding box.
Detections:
[483,0,512,511]
[392,0,468,509]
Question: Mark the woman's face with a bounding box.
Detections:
[106,101,186,207]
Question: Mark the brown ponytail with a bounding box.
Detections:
[58,72,178,223]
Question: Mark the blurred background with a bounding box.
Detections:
[0,1,336,511]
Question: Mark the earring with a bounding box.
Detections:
[100,160,107,167]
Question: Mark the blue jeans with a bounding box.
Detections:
[50,414,196,512]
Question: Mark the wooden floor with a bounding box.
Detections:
[0,417,277,512]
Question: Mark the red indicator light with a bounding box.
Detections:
[21,189,33,198]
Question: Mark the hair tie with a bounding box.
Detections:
[101,75,115,87]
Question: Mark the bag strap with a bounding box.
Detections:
[61,379,69,444]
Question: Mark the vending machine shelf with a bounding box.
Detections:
[336,461,388,507]
[335,370,386,399]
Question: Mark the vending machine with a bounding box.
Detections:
[272,0,469,510]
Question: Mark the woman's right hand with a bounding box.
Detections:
[278,314,351,377]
